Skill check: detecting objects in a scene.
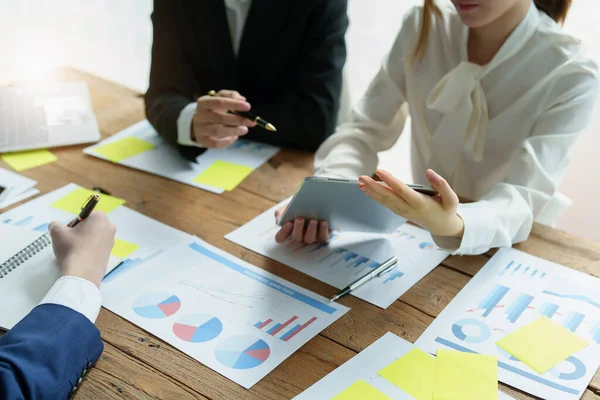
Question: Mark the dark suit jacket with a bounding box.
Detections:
[0,304,103,399]
[145,0,348,160]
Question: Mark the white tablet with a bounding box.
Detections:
[277,177,436,233]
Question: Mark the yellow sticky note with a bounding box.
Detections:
[332,380,391,400]
[378,348,435,400]
[1,149,57,171]
[434,349,497,400]
[111,238,140,258]
[496,316,589,374]
[93,136,155,163]
[51,187,126,214]
[193,160,253,191]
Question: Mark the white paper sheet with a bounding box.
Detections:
[83,119,279,194]
[0,167,38,209]
[0,183,193,281]
[101,239,350,389]
[415,248,600,400]
[296,332,514,399]
[226,200,449,308]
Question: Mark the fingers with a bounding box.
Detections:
[425,169,459,210]
[359,175,410,216]
[217,90,246,100]
[199,135,239,149]
[375,169,423,208]
[316,220,330,243]
[196,110,255,127]
[197,96,251,113]
[275,222,293,244]
[48,221,69,238]
[291,218,305,243]
[199,123,249,138]
[303,219,318,244]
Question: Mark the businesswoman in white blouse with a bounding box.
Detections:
[274,0,599,255]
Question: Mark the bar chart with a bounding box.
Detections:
[498,260,547,279]
[254,315,318,342]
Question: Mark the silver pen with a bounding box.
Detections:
[329,256,398,302]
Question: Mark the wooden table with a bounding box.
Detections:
[2,68,600,400]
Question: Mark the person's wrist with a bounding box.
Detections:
[448,213,465,238]
[60,254,103,288]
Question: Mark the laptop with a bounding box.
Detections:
[0,81,101,153]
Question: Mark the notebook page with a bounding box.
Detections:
[0,224,45,264]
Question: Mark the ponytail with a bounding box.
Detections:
[533,0,572,24]
[411,0,572,63]
[411,0,442,62]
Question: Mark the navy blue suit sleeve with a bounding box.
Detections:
[0,304,104,400]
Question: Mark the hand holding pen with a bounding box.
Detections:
[191,90,276,149]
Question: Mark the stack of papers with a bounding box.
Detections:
[0,167,39,209]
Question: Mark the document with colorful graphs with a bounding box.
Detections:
[101,239,349,388]
[84,119,279,194]
[416,248,600,400]
[226,200,450,309]
[0,183,193,282]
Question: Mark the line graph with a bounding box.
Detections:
[179,280,266,309]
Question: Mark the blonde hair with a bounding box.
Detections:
[411,0,573,62]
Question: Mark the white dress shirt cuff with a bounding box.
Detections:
[431,202,497,255]
[40,276,102,324]
[177,102,205,148]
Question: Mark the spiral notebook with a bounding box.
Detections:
[0,224,120,330]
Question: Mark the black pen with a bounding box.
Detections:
[330,256,399,302]
[208,90,277,132]
[67,194,100,227]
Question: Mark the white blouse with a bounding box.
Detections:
[314,3,599,255]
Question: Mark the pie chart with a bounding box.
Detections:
[173,313,223,343]
[215,335,271,370]
[419,242,435,250]
[132,292,181,319]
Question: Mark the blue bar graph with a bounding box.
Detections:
[500,261,514,276]
[254,321,263,328]
[34,223,49,232]
[384,270,404,284]
[500,260,548,279]
[280,324,301,341]
[531,269,538,278]
[510,264,522,276]
[506,293,534,323]
[592,321,600,344]
[3,219,11,224]
[267,324,282,334]
[319,248,347,262]
[14,216,34,227]
[310,242,329,252]
[349,256,369,269]
[540,302,559,318]
[331,252,358,267]
[563,312,585,332]
[479,284,510,317]
[366,261,380,270]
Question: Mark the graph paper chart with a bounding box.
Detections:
[101,239,349,389]
[416,248,600,400]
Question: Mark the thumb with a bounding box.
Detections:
[425,169,459,210]
[48,221,70,240]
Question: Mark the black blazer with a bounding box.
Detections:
[145,0,348,160]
